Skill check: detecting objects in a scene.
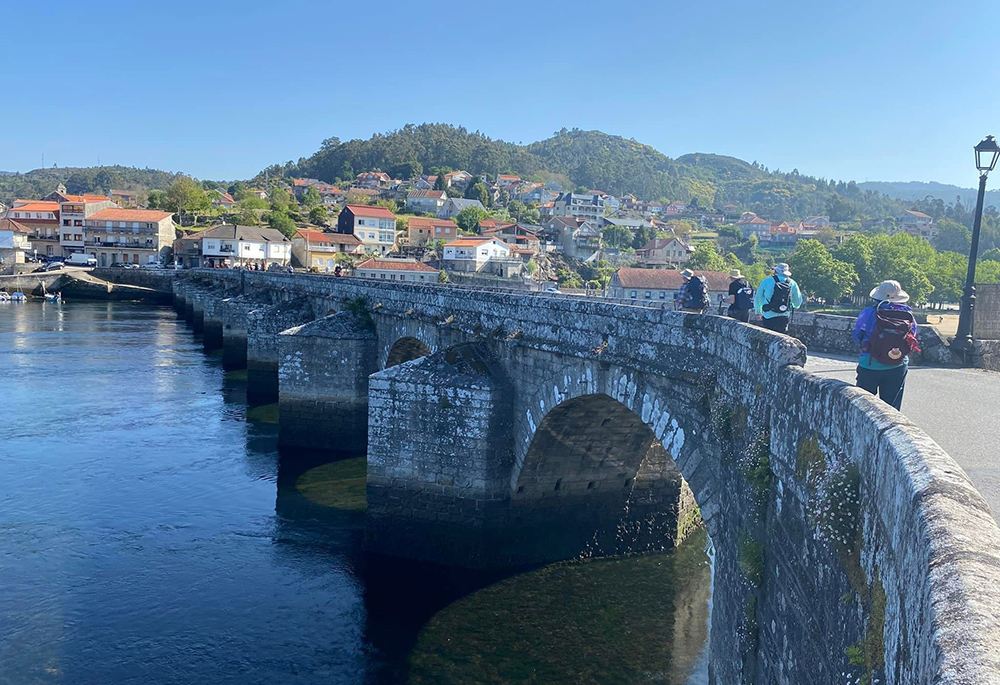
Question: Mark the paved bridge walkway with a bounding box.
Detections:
[806,353,1000,522]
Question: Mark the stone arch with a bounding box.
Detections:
[510,392,695,560]
[511,358,723,539]
[385,336,432,368]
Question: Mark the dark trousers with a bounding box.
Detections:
[761,316,789,333]
[856,364,907,411]
[729,308,751,323]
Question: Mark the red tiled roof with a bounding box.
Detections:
[345,204,396,219]
[11,200,60,212]
[296,229,361,245]
[905,210,932,219]
[408,217,457,230]
[58,193,110,202]
[615,268,731,291]
[0,218,31,233]
[497,174,520,181]
[407,189,447,199]
[87,208,174,222]
[445,237,506,248]
[356,258,436,272]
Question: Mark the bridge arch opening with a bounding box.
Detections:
[510,393,701,562]
[386,337,431,368]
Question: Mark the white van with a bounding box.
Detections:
[65,254,98,267]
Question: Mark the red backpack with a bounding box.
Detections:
[867,304,920,365]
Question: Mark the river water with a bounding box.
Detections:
[0,302,711,685]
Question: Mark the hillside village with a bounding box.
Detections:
[0,165,954,305]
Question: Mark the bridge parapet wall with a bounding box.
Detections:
[165,268,1000,684]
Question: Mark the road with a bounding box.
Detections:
[805,353,1000,522]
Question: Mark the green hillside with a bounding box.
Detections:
[268,124,910,222]
[0,166,185,205]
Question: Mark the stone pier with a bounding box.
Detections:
[277,312,378,452]
[221,296,258,371]
[246,298,316,403]
[202,297,225,351]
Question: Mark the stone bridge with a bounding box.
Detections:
[98,267,1000,685]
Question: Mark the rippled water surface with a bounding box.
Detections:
[0,302,710,684]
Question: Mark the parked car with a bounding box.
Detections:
[141,262,165,269]
[545,287,562,294]
[33,261,65,273]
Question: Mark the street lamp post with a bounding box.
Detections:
[954,135,1000,355]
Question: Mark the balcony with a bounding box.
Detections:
[308,245,339,253]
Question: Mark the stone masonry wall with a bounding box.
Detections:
[277,312,377,453]
[149,269,1000,684]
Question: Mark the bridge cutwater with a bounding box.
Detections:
[95,267,1000,685]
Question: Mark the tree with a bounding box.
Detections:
[933,219,971,254]
[601,224,632,249]
[240,196,268,211]
[786,240,858,302]
[269,211,297,238]
[456,206,488,233]
[825,193,855,222]
[236,207,261,226]
[508,199,527,221]
[465,180,491,208]
[309,206,329,226]
[687,241,727,271]
[438,270,450,284]
[302,187,322,208]
[167,177,210,223]
[147,189,169,210]
[228,181,248,200]
[434,174,446,191]
[391,160,423,180]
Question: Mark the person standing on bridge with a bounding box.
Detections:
[678,269,711,313]
[727,268,754,322]
[852,280,920,411]
[753,263,802,334]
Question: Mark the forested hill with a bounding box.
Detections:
[0,166,184,205]
[857,180,1000,208]
[265,124,909,222]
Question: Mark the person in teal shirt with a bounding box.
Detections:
[753,263,803,334]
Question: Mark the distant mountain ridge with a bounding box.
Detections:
[857,180,1000,208]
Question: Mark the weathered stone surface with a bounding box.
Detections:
[789,311,958,365]
[107,268,1000,685]
[246,298,316,403]
[277,312,377,452]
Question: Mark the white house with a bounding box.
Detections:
[896,210,936,240]
[354,257,438,283]
[337,204,399,254]
[552,193,605,225]
[438,198,486,220]
[197,224,292,268]
[405,189,448,214]
[0,218,32,268]
[442,237,513,273]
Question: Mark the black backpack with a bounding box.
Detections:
[733,279,754,310]
[763,275,791,313]
[684,276,710,310]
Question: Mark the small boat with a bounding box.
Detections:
[11,291,26,302]
[0,291,10,302]
[44,292,62,303]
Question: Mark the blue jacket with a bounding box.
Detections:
[853,302,917,369]
[753,274,803,319]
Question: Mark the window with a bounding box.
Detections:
[659,291,666,300]
[645,291,652,299]
[630,290,637,299]
[63,219,70,226]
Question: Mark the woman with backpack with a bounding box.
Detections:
[678,269,711,313]
[852,280,920,411]
[727,269,754,322]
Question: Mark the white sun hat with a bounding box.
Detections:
[869,280,910,303]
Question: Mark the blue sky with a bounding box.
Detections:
[2,0,997,188]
